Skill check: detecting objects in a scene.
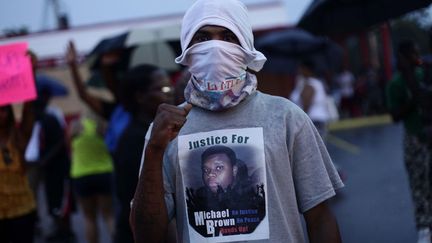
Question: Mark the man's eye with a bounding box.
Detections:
[216,166,223,171]
[193,35,210,43]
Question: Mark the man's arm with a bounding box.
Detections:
[304,201,341,243]
[301,83,315,113]
[18,101,36,152]
[130,103,192,243]
[19,51,37,150]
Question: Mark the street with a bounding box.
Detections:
[328,123,417,243]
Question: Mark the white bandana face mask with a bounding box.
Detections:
[183,40,258,111]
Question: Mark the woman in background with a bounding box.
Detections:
[290,59,331,138]
[70,116,115,243]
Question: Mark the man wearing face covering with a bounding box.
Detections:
[131,0,343,242]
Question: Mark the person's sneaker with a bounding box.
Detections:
[417,227,431,243]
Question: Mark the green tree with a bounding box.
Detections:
[390,10,432,53]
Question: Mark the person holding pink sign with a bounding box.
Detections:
[0,50,38,243]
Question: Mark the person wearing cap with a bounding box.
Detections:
[131,0,343,242]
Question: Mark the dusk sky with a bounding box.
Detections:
[0,0,312,33]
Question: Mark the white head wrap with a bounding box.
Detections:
[175,0,267,72]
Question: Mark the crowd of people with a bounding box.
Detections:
[1,38,179,242]
[1,0,432,243]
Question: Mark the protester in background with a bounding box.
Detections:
[290,59,331,138]
[24,51,45,235]
[34,88,75,242]
[25,51,69,236]
[66,41,131,154]
[131,1,343,242]
[386,39,432,243]
[112,64,174,243]
[70,116,115,243]
[359,66,384,115]
[334,64,356,118]
[0,57,37,242]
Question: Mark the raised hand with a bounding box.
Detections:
[148,103,193,149]
[66,41,78,66]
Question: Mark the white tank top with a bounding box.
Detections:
[290,76,329,122]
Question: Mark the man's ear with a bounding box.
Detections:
[233,165,238,177]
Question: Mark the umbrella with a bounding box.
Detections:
[298,0,432,35]
[129,41,181,71]
[255,28,342,74]
[35,74,68,97]
[86,26,182,72]
[86,41,181,87]
[255,28,329,57]
[87,32,128,58]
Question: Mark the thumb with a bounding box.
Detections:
[179,102,193,115]
[183,103,193,114]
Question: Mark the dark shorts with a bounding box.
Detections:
[73,173,113,198]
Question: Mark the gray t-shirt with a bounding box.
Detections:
[145,91,343,243]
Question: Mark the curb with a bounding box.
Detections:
[328,114,392,131]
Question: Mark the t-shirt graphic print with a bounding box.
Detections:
[178,127,269,242]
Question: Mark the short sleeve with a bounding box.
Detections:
[291,119,344,213]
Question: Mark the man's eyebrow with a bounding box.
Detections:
[194,29,234,35]
[222,29,235,34]
[193,30,210,35]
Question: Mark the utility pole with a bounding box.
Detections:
[52,0,69,29]
[42,0,69,30]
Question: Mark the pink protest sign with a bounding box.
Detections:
[0,42,37,106]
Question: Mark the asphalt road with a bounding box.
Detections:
[327,123,417,243]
